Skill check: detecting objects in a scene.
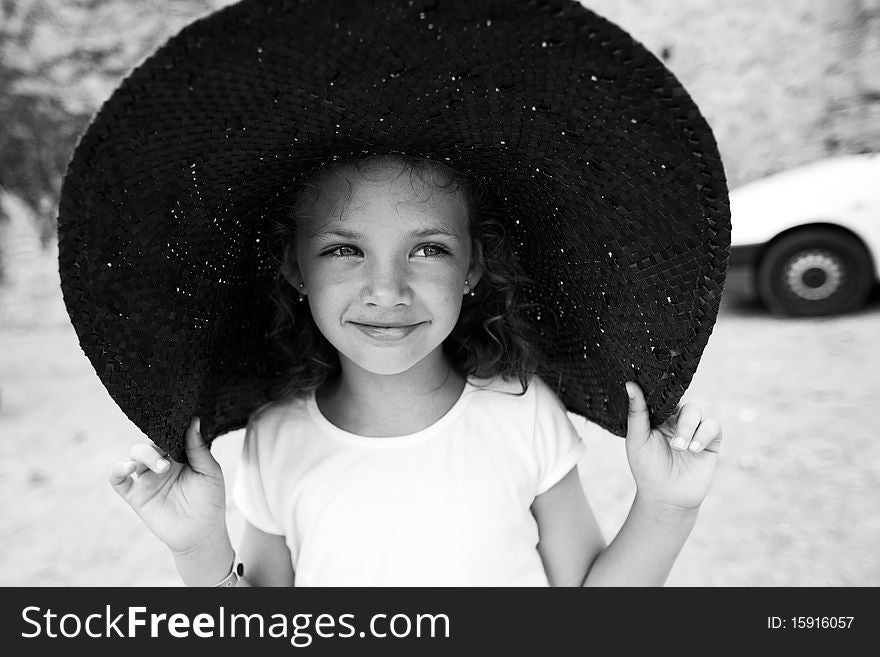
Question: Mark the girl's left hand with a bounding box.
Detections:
[623,381,722,511]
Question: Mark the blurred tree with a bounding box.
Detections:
[0,0,229,280]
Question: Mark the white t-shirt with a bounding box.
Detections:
[233,375,585,586]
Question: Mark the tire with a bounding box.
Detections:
[756,228,874,316]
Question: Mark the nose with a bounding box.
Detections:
[360,259,412,307]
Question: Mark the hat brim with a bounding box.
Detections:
[58,0,730,460]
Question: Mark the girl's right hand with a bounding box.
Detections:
[108,417,229,559]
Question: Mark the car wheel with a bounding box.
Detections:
[756,228,874,316]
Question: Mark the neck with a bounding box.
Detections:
[317,348,466,436]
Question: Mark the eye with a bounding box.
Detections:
[323,245,361,258]
[412,243,451,258]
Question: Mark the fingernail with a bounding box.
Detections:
[689,440,701,453]
[155,458,169,472]
[672,436,687,450]
[624,382,635,399]
[195,418,201,435]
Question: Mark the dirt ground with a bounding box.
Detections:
[1,248,878,587]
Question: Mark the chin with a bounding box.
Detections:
[334,338,447,377]
[347,352,427,376]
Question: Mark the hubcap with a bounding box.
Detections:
[785,251,843,301]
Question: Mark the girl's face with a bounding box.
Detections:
[292,161,482,377]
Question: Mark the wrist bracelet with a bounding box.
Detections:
[210,554,244,587]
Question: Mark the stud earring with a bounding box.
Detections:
[465,279,476,297]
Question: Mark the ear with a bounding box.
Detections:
[281,259,306,295]
[464,239,484,294]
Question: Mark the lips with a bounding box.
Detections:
[350,321,426,342]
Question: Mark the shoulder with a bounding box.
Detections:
[468,375,580,438]
[466,374,566,416]
[468,374,561,399]
[465,375,584,493]
[239,393,315,469]
[246,393,312,441]
[528,376,570,413]
[466,374,528,404]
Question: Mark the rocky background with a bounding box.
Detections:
[2,0,878,256]
[589,0,880,186]
[1,1,878,587]
[3,0,879,323]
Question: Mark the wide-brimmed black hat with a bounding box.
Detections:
[58,0,730,461]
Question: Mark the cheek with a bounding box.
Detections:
[302,260,349,297]
[307,280,347,321]
[444,286,463,306]
[420,270,461,300]
[434,282,465,323]
[299,268,345,323]
[428,265,467,301]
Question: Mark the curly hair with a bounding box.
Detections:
[265,154,548,401]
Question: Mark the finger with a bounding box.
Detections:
[670,402,704,451]
[624,381,650,443]
[688,417,722,454]
[130,441,172,474]
[108,460,138,494]
[185,417,220,475]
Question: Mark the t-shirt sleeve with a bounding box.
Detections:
[232,414,285,535]
[531,378,587,495]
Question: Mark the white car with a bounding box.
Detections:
[729,152,880,316]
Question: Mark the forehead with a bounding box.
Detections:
[294,160,470,234]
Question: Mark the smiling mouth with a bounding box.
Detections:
[350,322,426,341]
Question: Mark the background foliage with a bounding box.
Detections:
[0,0,230,276]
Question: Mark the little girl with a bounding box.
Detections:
[57,0,730,588]
[108,153,721,587]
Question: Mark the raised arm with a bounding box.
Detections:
[532,381,721,586]
[109,417,236,586]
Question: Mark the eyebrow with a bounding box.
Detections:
[310,224,461,240]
